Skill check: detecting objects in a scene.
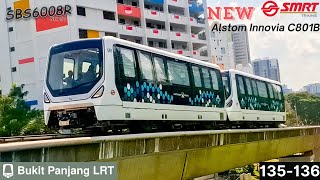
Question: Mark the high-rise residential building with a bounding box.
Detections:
[300,83,320,96]
[252,58,281,82]
[209,22,235,70]
[282,85,294,95]
[0,0,212,109]
[232,24,251,66]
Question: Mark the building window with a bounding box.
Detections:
[103,11,115,20]
[159,42,166,48]
[133,21,139,26]
[135,40,141,44]
[77,7,86,16]
[145,4,150,9]
[148,41,154,47]
[221,47,226,54]
[119,19,125,24]
[11,67,17,72]
[79,29,87,39]
[132,1,138,6]
[10,47,15,52]
[8,27,13,32]
[211,32,215,38]
[105,32,117,37]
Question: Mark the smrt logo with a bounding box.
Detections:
[261,1,319,17]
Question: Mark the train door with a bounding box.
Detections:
[152,54,170,104]
[256,80,270,111]
[191,65,203,106]
[209,69,225,109]
[243,77,254,110]
[235,75,247,111]
[166,59,192,105]
[114,45,139,102]
[136,50,157,103]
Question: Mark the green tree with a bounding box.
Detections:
[285,92,320,125]
[0,84,48,136]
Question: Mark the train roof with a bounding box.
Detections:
[224,69,282,85]
[102,36,221,70]
[50,36,221,70]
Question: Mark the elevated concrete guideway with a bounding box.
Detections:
[1,127,320,180]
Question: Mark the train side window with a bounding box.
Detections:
[236,75,245,95]
[119,47,136,78]
[274,84,283,100]
[251,80,259,96]
[244,77,253,95]
[257,81,268,98]
[138,51,154,81]
[272,84,279,99]
[210,69,219,90]
[192,66,202,87]
[153,56,167,82]
[267,83,275,99]
[201,68,212,89]
[167,60,190,86]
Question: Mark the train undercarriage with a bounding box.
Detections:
[48,107,285,135]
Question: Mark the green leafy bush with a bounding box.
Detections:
[0,84,50,137]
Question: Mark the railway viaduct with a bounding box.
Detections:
[0,126,320,180]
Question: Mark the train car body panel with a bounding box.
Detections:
[223,69,286,124]
[43,37,227,131]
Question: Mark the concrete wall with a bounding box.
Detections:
[0,127,320,180]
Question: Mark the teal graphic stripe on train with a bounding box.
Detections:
[239,97,284,112]
[122,81,223,107]
[189,90,222,107]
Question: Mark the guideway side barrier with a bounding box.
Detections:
[0,127,320,180]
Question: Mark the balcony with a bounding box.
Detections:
[189,1,204,14]
[118,24,144,37]
[117,4,141,18]
[192,50,208,61]
[144,9,166,21]
[145,0,164,5]
[169,14,187,24]
[146,28,168,39]
[191,33,207,44]
[189,17,205,27]
[167,0,186,7]
[172,49,191,56]
[170,31,188,41]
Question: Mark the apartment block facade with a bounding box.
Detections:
[0,0,211,109]
[210,22,235,70]
[252,58,281,82]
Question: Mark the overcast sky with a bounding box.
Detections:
[206,0,320,90]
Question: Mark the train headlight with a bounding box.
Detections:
[92,86,104,99]
[44,92,51,103]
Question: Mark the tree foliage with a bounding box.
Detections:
[0,84,49,136]
[285,92,320,125]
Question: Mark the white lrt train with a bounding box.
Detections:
[43,37,285,133]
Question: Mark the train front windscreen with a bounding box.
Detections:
[46,39,103,97]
